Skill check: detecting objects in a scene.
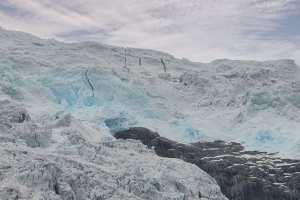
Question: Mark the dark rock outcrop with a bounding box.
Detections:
[115,127,300,200]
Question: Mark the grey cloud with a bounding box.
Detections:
[0,0,299,65]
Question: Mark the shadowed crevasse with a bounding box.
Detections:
[115,127,300,200]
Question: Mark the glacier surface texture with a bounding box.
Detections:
[0,79,226,199]
[0,27,300,199]
[1,28,299,158]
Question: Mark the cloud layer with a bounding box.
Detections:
[0,0,299,64]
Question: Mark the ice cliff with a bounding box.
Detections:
[0,27,299,198]
[1,27,299,158]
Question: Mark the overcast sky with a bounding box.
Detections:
[0,0,299,65]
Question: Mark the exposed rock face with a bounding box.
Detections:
[115,127,300,200]
[114,127,160,144]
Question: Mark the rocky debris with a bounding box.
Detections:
[115,127,300,200]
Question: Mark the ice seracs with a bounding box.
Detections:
[0,97,226,199]
[1,26,300,199]
[1,28,299,158]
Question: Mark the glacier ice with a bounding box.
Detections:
[0,27,300,159]
[0,98,226,199]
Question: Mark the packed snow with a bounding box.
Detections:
[0,27,300,160]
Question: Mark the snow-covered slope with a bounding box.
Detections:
[0,27,300,159]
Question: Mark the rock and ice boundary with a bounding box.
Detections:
[115,127,300,200]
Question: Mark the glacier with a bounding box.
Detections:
[1,27,300,199]
[0,89,227,199]
[1,27,300,158]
